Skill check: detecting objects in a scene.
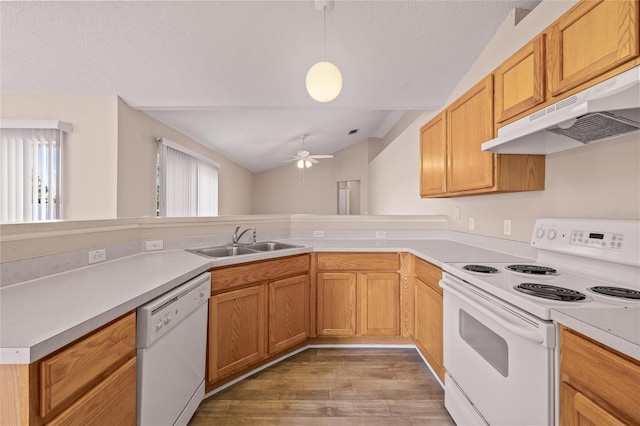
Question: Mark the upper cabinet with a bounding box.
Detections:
[495,36,546,123]
[420,112,447,197]
[420,76,545,198]
[447,76,495,193]
[547,0,639,96]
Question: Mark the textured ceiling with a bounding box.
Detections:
[1,0,541,173]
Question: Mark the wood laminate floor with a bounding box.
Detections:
[189,348,455,425]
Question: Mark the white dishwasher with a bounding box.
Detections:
[137,272,211,426]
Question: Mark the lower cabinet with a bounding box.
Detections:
[0,312,137,426]
[268,274,310,354]
[560,327,640,425]
[413,257,445,383]
[315,253,401,337]
[208,285,267,382]
[206,254,310,387]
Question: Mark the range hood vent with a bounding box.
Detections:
[482,66,640,155]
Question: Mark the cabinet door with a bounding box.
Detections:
[447,75,495,193]
[268,274,309,354]
[208,285,266,382]
[420,112,447,197]
[495,36,545,123]
[317,272,357,336]
[414,277,444,383]
[46,357,136,426]
[548,0,639,96]
[561,383,626,426]
[359,272,400,336]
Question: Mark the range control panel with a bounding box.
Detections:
[570,230,624,250]
[531,218,639,267]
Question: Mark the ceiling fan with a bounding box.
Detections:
[289,134,333,168]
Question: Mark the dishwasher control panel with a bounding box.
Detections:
[137,272,211,348]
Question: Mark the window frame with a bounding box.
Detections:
[156,137,220,217]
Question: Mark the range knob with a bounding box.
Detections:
[547,229,557,240]
[156,319,163,331]
[535,227,545,239]
[164,315,171,325]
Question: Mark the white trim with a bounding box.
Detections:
[157,137,221,169]
[0,120,73,133]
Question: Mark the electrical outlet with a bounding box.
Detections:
[375,231,387,238]
[89,249,106,264]
[146,240,164,251]
[455,206,461,219]
[504,220,512,236]
[313,230,325,238]
[468,217,475,230]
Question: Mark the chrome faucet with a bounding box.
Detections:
[232,226,256,245]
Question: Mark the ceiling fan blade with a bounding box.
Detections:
[309,158,319,164]
[308,154,333,159]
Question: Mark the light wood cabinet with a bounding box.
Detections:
[359,272,400,336]
[208,285,267,383]
[494,36,545,123]
[447,75,495,193]
[317,272,357,336]
[268,274,310,354]
[206,254,310,387]
[420,112,447,197]
[420,75,545,198]
[547,0,639,97]
[412,258,445,383]
[315,253,401,337]
[560,327,640,425]
[0,312,136,426]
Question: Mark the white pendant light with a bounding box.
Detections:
[306,0,342,102]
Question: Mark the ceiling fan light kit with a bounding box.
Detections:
[290,134,333,169]
[306,0,342,103]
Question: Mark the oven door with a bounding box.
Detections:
[441,273,556,426]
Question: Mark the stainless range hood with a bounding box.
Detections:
[482,66,640,155]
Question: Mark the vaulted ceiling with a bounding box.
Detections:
[1,0,541,172]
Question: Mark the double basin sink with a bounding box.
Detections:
[188,241,303,259]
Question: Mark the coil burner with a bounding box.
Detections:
[589,286,640,300]
[463,265,499,274]
[514,283,586,302]
[507,265,557,275]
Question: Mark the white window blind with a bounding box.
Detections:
[0,120,72,222]
[158,138,219,217]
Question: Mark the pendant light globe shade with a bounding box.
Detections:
[306,61,342,102]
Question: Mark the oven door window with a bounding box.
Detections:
[459,310,509,377]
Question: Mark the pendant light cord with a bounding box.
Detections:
[323,5,327,61]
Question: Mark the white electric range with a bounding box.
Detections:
[440,218,640,426]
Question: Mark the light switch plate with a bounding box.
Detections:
[375,231,387,238]
[468,217,475,230]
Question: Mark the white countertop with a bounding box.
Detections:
[2,238,636,364]
[551,306,640,360]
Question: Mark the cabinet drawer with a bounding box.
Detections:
[47,357,136,426]
[316,253,399,271]
[561,327,640,424]
[39,312,135,418]
[414,258,442,293]
[210,254,310,293]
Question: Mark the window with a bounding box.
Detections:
[0,120,72,222]
[157,138,219,217]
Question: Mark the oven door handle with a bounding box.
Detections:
[442,280,546,345]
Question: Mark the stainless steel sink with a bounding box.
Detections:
[188,245,257,258]
[187,241,302,259]
[245,241,301,251]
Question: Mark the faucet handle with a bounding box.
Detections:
[252,229,257,243]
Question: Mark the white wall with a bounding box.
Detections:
[117,99,254,217]
[253,138,371,214]
[369,0,640,242]
[1,94,254,220]
[1,94,119,220]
